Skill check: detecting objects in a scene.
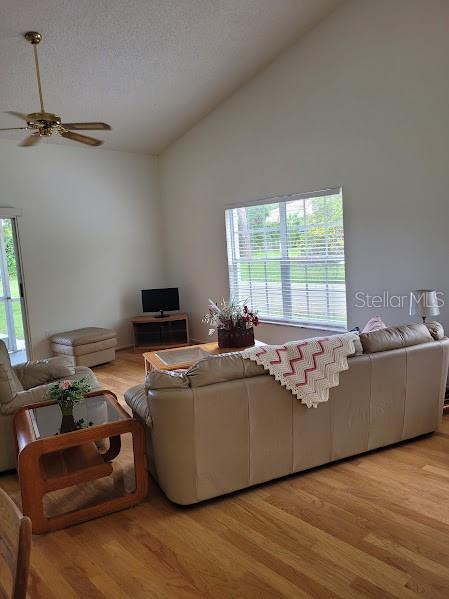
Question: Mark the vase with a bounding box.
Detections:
[218,326,255,349]
[58,404,77,434]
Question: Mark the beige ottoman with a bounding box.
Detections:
[51,327,117,367]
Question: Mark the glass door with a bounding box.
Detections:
[0,219,28,364]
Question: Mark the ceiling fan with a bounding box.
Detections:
[0,31,111,147]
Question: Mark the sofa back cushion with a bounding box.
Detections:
[144,353,265,390]
[187,353,265,388]
[15,356,76,390]
[144,323,439,391]
[425,321,445,340]
[359,323,433,354]
[144,369,189,390]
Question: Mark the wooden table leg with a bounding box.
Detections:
[130,420,149,501]
[18,445,48,534]
[101,435,121,462]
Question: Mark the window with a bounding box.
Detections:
[225,188,347,329]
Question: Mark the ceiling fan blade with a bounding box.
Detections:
[61,122,111,131]
[6,111,28,122]
[60,131,103,146]
[20,135,40,147]
[0,127,29,131]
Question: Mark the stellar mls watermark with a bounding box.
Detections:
[354,291,445,309]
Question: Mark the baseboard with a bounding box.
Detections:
[117,340,210,351]
[116,343,134,351]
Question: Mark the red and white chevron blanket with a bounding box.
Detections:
[241,333,357,408]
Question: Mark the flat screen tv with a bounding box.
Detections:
[142,288,179,317]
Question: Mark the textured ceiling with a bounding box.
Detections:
[0,0,342,154]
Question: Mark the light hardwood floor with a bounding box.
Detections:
[2,350,449,598]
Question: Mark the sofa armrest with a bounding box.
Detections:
[14,356,75,390]
[0,384,50,415]
[72,366,101,391]
[0,367,103,416]
[124,384,152,426]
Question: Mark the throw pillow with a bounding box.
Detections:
[362,316,387,334]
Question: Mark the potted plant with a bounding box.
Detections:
[203,299,259,348]
[46,378,91,433]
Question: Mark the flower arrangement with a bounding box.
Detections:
[203,298,259,334]
[203,299,259,348]
[46,378,91,415]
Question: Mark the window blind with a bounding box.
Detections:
[225,188,347,329]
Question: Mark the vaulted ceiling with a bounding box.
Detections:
[0,0,342,154]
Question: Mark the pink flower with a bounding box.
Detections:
[59,380,72,390]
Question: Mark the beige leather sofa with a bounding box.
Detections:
[126,324,449,505]
[0,341,100,472]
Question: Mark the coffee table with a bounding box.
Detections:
[14,390,148,534]
[143,340,263,373]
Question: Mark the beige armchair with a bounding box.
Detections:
[0,340,101,472]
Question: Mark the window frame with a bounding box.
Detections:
[225,187,347,331]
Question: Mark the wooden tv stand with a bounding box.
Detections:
[132,313,189,351]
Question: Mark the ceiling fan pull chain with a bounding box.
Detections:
[33,44,45,113]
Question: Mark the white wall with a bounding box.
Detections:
[159,0,449,344]
[0,140,165,358]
